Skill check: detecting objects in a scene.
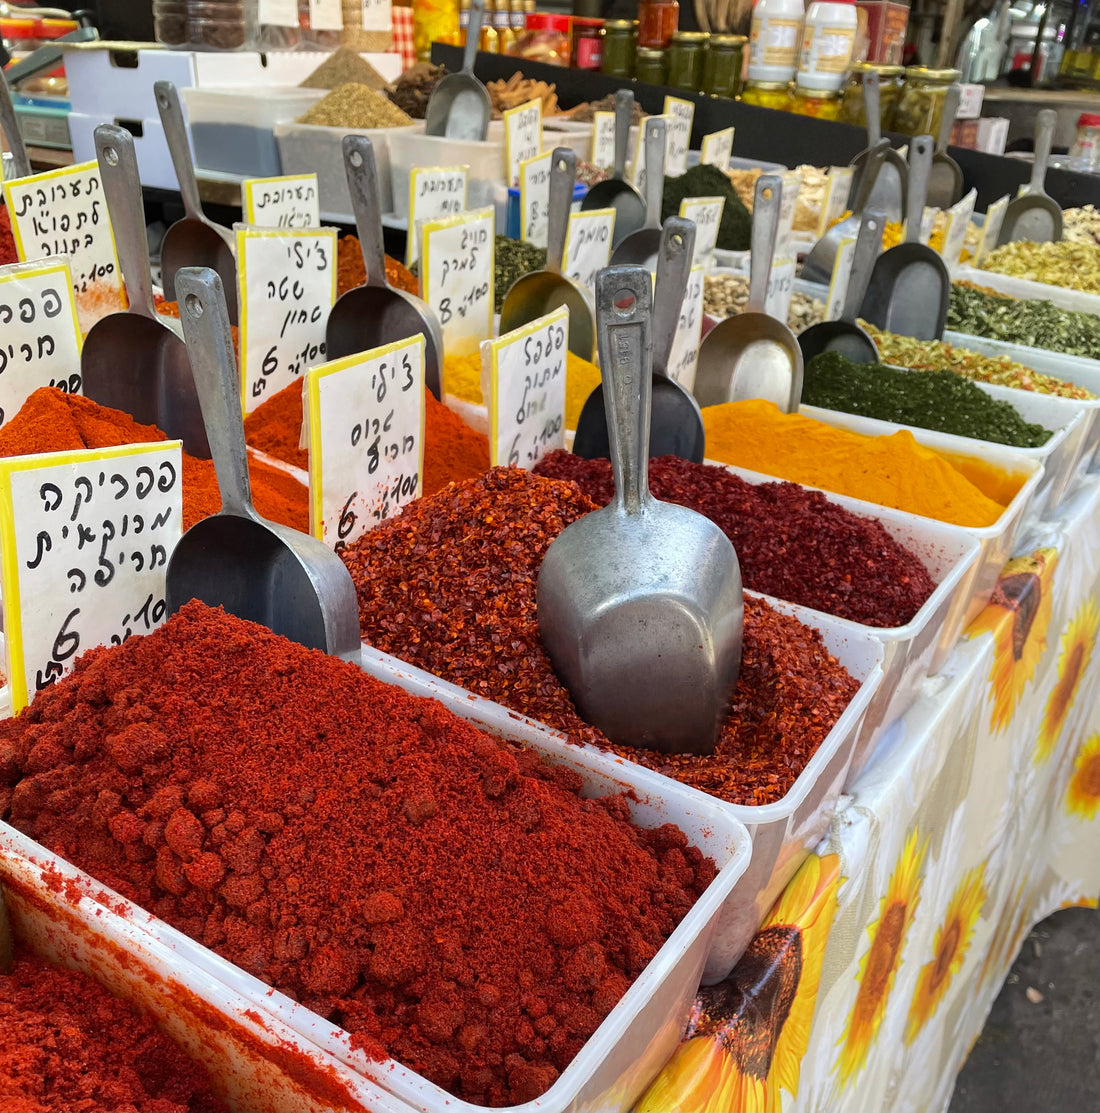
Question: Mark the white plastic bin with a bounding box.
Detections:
[955,264,1100,316]
[388,130,507,221]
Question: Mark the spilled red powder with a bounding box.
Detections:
[0,942,224,1112]
[0,204,16,266]
[1,602,716,1107]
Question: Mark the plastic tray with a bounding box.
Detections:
[955,264,1100,316]
[0,826,416,1113]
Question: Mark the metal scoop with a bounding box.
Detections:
[326,134,444,397]
[803,139,889,284]
[797,210,882,365]
[0,70,31,180]
[927,84,964,210]
[572,216,705,461]
[155,81,238,323]
[849,72,906,224]
[538,266,742,756]
[499,146,595,360]
[424,0,491,141]
[998,109,1063,246]
[581,89,645,248]
[694,175,804,410]
[82,125,210,458]
[609,117,667,270]
[860,135,950,341]
[167,267,361,663]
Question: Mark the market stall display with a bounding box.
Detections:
[581,90,646,247]
[662,163,752,251]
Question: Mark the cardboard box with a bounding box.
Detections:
[857,1,909,65]
[977,117,1009,156]
[957,83,985,119]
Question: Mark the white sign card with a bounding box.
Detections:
[976,195,1009,264]
[563,208,615,291]
[519,150,553,249]
[242,173,321,229]
[421,206,495,358]
[662,96,695,178]
[308,0,343,30]
[358,0,392,32]
[940,188,977,273]
[258,0,297,24]
[407,164,468,266]
[630,113,672,194]
[666,265,705,393]
[824,236,857,322]
[764,258,797,322]
[678,196,725,268]
[775,170,802,260]
[700,127,734,171]
[504,99,542,187]
[817,167,854,238]
[591,112,616,171]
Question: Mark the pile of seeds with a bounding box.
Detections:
[298,83,414,129]
[704,272,824,332]
[299,47,389,90]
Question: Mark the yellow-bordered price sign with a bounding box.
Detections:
[407,164,468,266]
[662,96,695,177]
[503,98,542,187]
[700,127,734,171]
[421,206,495,360]
[241,172,320,228]
[519,150,553,248]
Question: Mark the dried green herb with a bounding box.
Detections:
[297,83,414,129]
[662,164,752,251]
[803,351,1052,448]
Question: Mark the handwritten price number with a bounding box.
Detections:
[768,268,793,302]
[335,470,420,544]
[668,269,704,386]
[495,313,566,469]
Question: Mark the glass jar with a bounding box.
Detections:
[840,62,904,128]
[1070,113,1100,172]
[513,13,571,64]
[789,84,842,120]
[702,34,746,99]
[894,67,961,137]
[413,0,459,61]
[572,17,604,70]
[667,31,708,92]
[638,0,679,50]
[740,79,792,111]
[635,47,669,85]
[154,1,257,51]
[602,19,637,78]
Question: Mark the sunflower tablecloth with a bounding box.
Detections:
[640,476,1100,1113]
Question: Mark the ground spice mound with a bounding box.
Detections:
[1,602,715,1107]
[336,236,419,297]
[0,388,307,532]
[533,451,935,627]
[0,942,224,1112]
[340,468,860,805]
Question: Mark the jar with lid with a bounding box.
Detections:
[413,0,459,61]
[740,80,792,111]
[635,46,670,85]
[789,84,842,120]
[638,1,679,50]
[493,0,515,53]
[1070,113,1100,172]
[797,0,858,94]
[602,19,637,78]
[894,67,961,136]
[748,0,803,84]
[840,63,904,128]
[514,13,571,64]
[667,31,708,92]
[572,18,605,70]
[154,0,258,51]
[702,34,746,98]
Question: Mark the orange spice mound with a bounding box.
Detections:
[337,236,419,297]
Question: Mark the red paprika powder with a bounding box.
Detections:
[0,204,16,266]
[337,235,419,297]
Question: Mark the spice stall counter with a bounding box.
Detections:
[639,471,1100,1112]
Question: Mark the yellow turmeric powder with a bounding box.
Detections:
[442,350,602,431]
[702,399,1014,528]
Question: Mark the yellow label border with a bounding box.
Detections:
[700,127,734,169]
[518,150,553,246]
[241,172,320,226]
[0,258,85,356]
[503,98,543,186]
[407,165,470,267]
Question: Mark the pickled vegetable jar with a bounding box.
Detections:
[702,34,746,99]
[667,30,709,92]
[638,0,678,49]
[840,62,904,128]
[894,67,961,136]
[740,79,791,110]
[635,46,670,85]
[601,18,637,78]
[789,85,842,120]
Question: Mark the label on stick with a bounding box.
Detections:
[764,257,796,322]
[484,306,567,467]
[817,167,854,238]
[2,160,126,333]
[242,173,321,229]
[563,208,615,291]
[519,150,553,249]
[678,196,725,268]
[824,236,856,322]
[591,112,616,170]
[407,164,468,266]
[940,188,977,273]
[0,441,182,712]
[662,96,695,177]
[421,206,494,358]
[976,195,1009,264]
[306,334,425,549]
[236,225,337,415]
[0,258,84,423]
[504,99,542,187]
[666,264,705,393]
[775,170,802,260]
[700,127,734,171]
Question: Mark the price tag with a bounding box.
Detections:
[678,196,724,268]
[242,173,320,230]
[817,167,854,238]
[976,195,1009,264]
[519,150,553,249]
[564,208,615,291]
[662,96,695,178]
[764,258,796,322]
[407,164,468,266]
[306,334,425,549]
[2,160,126,334]
[358,0,392,32]
[940,188,977,273]
[504,99,542,187]
[484,305,567,468]
[0,441,182,712]
[918,207,937,245]
[308,0,343,30]
[630,114,672,193]
[700,127,734,171]
[824,236,857,321]
[422,206,494,358]
[775,170,802,260]
[258,0,297,24]
[591,112,616,171]
[666,265,705,393]
[236,225,337,415]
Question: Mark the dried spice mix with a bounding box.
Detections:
[1,602,716,1107]
[340,468,860,806]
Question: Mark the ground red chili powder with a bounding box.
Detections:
[0,388,307,532]
[1,602,715,1107]
[0,204,16,266]
[337,236,419,297]
[339,468,860,806]
[0,941,224,1112]
[156,299,239,354]
[533,451,935,628]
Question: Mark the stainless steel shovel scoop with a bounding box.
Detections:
[997,109,1063,246]
[326,134,444,397]
[424,0,492,141]
[0,70,31,180]
[499,146,595,359]
[694,175,804,410]
[82,125,210,458]
[580,89,646,248]
[538,265,743,756]
[609,116,667,270]
[572,216,705,461]
[167,267,361,663]
[155,81,238,322]
[927,83,964,210]
[849,71,906,223]
[860,135,950,341]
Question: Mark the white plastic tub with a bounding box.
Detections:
[388,129,507,221]
[955,264,1100,316]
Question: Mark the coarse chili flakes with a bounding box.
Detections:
[340,468,860,806]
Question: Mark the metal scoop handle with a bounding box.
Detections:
[94,124,158,321]
[747,174,781,315]
[850,139,890,214]
[1030,109,1056,194]
[343,134,388,290]
[546,146,576,275]
[905,136,933,243]
[462,0,485,75]
[176,267,256,520]
[155,81,205,224]
[937,85,961,153]
[841,209,884,324]
[613,89,633,181]
[864,71,883,145]
[597,266,653,516]
[643,116,666,230]
[652,215,695,378]
[0,71,30,180]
